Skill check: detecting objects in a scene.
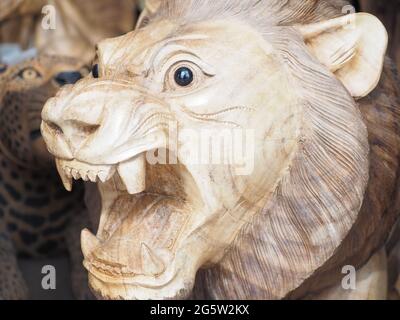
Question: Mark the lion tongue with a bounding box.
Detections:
[117,154,146,195]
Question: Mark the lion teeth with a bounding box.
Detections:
[56,159,115,184]
[88,171,98,183]
[55,159,73,191]
[55,156,146,193]
[117,154,146,195]
[71,169,80,180]
[65,167,72,178]
[81,173,89,181]
[98,171,108,183]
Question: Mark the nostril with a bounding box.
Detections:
[81,124,100,136]
[43,120,63,135]
[54,71,82,86]
[61,121,100,151]
[67,120,100,136]
[92,64,99,78]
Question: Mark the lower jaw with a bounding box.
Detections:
[87,265,194,300]
[62,157,200,299]
[85,261,177,288]
[82,187,193,292]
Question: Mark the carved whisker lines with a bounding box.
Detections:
[182,105,255,119]
[190,117,242,128]
[131,113,174,137]
[178,106,256,128]
[141,123,170,137]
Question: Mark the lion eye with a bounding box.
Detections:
[164,61,210,93]
[92,64,99,78]
[174,67,194,87]
[19,67,41,80]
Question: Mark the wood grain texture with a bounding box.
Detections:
[289,57,400,299]
[39,0,400,299]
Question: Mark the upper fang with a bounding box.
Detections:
[55,159,73,191]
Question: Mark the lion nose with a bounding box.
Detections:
[43,118,101,156]
[63,120,100,151]
[54,71,82,86]
[41,93,103,158]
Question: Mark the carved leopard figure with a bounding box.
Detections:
[0,54,91,299]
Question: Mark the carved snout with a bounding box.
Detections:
[41,87,105,159]
[41,79,172,164]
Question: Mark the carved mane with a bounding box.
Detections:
[147,0,372,299]
[147,0,349,26]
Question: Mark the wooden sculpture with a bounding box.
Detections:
[0,0,137,63]
[0,55,91,300]
[40,0,400,300]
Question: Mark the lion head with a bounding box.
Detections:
[40,0,388,299]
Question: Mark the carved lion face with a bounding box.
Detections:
[41,1,387,299]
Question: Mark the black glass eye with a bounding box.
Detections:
[92,64,99,78]
[174,67,193,87]
[54,71,82,86]
[0,64,7,73]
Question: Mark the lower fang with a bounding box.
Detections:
[81,228,100,258]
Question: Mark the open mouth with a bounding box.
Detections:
[55,151,199,297]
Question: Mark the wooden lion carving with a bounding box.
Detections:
[40,0,400,300]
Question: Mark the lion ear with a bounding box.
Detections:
[296,13,388,99]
